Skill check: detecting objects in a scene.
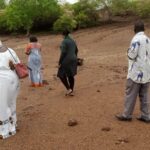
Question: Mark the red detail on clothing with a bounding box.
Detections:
[25,43,41,55]
[30,83,44,87]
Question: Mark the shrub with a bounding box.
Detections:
[72,0,100,28]
[75,12,89,28]
[0,11,8,33]
[53,15,77,32]
[134,0,150,18]
[111,0,132,16]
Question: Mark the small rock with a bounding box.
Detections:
[101,127,111,132]
[37,103,44,106]
[48,87,54,91]
[97,90,100,92]
[68,119,78,127]
[116,138,129,144]
[119,138,129,143]
[99,65,103,68]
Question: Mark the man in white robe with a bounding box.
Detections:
[0,41,20,139]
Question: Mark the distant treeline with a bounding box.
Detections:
[0,0,150,34]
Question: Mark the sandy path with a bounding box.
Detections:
[0,22,150,150]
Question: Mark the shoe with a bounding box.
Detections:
[68,91,74,96]
[115,114,132,121]
[136,117,150,123]
[65,89,73,96]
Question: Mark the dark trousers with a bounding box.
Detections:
[59,76,75,91]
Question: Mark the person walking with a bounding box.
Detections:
[0,41,20,139]
[25,36,43,87]
[116,20,150,123]
[57,30,78,96]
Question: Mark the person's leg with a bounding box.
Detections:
[59,76,70,90]
[122,79,140,118]
[68,76,74,91]
[139,83,150,121]
[29,70,34,86]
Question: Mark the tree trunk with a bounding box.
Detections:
[26,28,30,37]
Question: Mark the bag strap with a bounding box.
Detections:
[8,48,17,63]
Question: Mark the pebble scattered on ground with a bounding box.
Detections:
[68,119,78,127]
[101,127,111,132]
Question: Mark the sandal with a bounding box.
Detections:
[68,91,74,96]
[65,89,73,96]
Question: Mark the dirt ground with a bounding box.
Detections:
[1,22,150,150]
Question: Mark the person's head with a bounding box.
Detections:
[62,29,70,37]
[29,36,38,42]
[134,20,145,34]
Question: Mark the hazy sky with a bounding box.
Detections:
[66,0,78,3]
[5,0,79,4]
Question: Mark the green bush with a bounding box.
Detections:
[73,0,100,28]
[134,0,150,18]
[0,11,8,33]
[53,15,77,32]
[0,0,5,9]
[75,12,89,28]
[111,0,133,15]
[5,0,61,34]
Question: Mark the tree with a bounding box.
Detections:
[134,0,150,17]
[53,14,77,32]
[72,0,100,28]
[0,0,6,9]
[111,0,132,16]
[75,12,88,28]
[5,0,61,35]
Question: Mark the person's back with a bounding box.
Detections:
[30,43,41,56]
[63,37,77,61]
[25,36,43,87]
[57,30,78,96]
[128,32,150,83]
[116,20,150,123]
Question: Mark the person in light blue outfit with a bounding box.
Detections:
[25,36,43,87]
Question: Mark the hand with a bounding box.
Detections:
[25,51,31,55]
[9,60,15,70]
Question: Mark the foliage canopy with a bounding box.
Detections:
[0,0,150,34]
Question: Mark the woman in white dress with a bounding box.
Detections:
[0,41,20,139]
